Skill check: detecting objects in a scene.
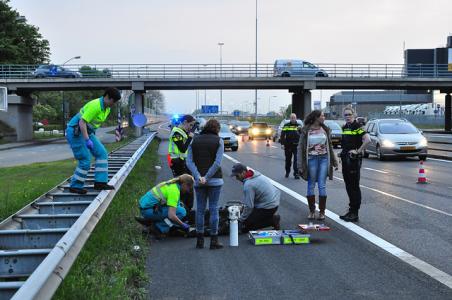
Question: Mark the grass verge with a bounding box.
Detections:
[53,140,159,300]
[0,137,133,222]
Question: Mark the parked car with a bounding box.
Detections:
[273,59,328,77]
[364,119,428,161]
[324,120,342,148]
[273,119,303,143]
[32,65,82,78]
[232,121,251,135]
[219,124,238,151]
[248,122,272,140]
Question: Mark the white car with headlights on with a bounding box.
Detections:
[364,119,428,161]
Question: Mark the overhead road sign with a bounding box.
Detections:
[201,105,219,114]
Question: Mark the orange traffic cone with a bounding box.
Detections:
[416,160,428,184]
[266,138,270,147]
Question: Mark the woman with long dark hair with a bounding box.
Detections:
[187,119,224,249]
[297,110,338,220]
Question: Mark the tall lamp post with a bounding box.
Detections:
[61,56,81,136]
[218,42,224,115]
[254,0,258,121]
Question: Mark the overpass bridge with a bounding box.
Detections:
[1,63,451,141]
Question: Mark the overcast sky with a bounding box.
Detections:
[10,0,452,113]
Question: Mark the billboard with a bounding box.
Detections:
[449,48,452,72]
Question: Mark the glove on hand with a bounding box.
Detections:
[85,138,94,150]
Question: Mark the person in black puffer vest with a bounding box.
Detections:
[186,119,224,250]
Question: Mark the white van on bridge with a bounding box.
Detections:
[273,59,328,77]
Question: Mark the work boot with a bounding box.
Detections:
[272,214,281,230]
[318,196,327,220]
[341,211,359,222]
[294,174,300,180]
[339,211,351,220]
[209,235,223,250]
[196,233,204,249]
[285,172,289,178]
[307,195,316,220]
[94,182,115,190]
[69,187,87,195]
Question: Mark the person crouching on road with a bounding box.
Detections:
[66,87,121,194]
[231,163,281,233]
[297,110,338,220]
[138,174,194,235]
[280,113,301,179]
[186,119,224,250]
[339,106,370,222]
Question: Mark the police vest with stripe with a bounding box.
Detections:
[168,127,188,160]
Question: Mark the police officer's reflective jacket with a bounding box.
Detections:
[280,121,300,145]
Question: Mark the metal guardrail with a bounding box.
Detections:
[0,132,156,299]
[0,63,451,79]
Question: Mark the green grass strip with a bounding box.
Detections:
[53,140,159,300]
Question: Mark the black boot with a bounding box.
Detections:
[307,195,316,219]
[94,182,115,190]
[341,211,359,222]
[318,196,327,220]
[209,235,223,250]
[196,233,204,249]
[69,187,87,194]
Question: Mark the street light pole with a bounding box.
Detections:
[61,56,81,136]
[254,0,258,121]
[218,42,224,115]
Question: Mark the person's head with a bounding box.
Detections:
[103,87,121,108]
[343,106,356,124]
[289,113,297,123]
[230,163,248,182]
[201,119,221,135]
[176,174,194,193]
[179,114,196,132]
[303,110,325,127]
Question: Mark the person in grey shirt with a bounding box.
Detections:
[231,163,281,233]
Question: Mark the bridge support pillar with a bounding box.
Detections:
[133,91,144,137]
[0,94,35,142]
[445,93,451,132]
[291,90,311,120]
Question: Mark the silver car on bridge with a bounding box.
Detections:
[363,119,428,161]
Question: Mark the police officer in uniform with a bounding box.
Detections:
[339,106,370,222]
[66,88,121,194]
[280,113,301,179]
[168,114,196,211]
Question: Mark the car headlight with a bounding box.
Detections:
[382,139,395,148]
[252,128,259,135]
[237,126,242,131]
[265,128,272,134]
[419,137,428,147]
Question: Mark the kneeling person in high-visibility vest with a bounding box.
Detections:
[139,174,194,234]
[66,87,122,194]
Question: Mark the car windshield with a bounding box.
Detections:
[324,121,341,130]
[220,124,231,133]
[378,122,418,134]
[237,121,250,126]
[252,123,268,128]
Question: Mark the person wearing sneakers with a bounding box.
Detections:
[297,110,338,221]
[339,106,370,222]
[66,88,122,194]
[231,163,281,233]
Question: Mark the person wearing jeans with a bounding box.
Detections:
[298,110,338,220]
[187,119,224,250]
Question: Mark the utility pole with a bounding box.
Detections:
[218,42,224,115]
[254,0,258,121]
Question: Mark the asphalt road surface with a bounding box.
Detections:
[0,127,116,167]
[146,123,452,300]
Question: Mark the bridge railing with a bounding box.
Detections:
[0,63,451,79]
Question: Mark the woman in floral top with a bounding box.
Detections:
[297,110,338,220]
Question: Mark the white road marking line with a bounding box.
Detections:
[223,153,452,289]
[271,145,279,149]
[333,176,452,217]
[364,167,388,174]
[158,122,170,132]
[428,158,452,163]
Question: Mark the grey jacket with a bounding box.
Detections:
[240,170,280,221]
[297,124,338,181]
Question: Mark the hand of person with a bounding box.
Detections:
[181,222,190,232]
[85,138,94,150]
[348,149,358,155]
[188,132,194,138]
[199,177,207,185]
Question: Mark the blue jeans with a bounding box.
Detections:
[195,185,222,235]
[307,154,328,197]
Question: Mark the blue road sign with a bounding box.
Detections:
[233,110,240,117]
[201,105,219,114]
